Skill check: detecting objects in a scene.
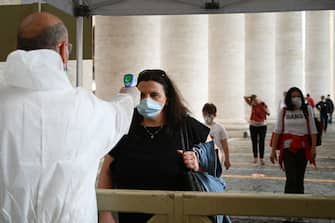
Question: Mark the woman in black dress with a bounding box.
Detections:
[98,69,209,223]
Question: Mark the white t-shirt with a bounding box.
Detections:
[274,105,317,136]
[208,123,229,151]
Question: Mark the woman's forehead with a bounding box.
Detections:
[291,90,301,97]
[138,80,164,92]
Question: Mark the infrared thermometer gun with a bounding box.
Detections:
[123,73,137,88]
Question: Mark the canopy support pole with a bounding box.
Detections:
[76,16,84,87]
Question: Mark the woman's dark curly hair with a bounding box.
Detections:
[134,69,189,129]
[284,87,307,111]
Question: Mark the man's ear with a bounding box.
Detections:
[57,42,68,64]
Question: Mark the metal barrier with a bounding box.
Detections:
[96,189,335,223]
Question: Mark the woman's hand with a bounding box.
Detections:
[310,146,317,167]
[270,149,277,164]
[177,150,200,171]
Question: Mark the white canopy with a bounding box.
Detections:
[43,0,335,87]
[45,0,335,16]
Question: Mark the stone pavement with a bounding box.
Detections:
[223,122,335,223]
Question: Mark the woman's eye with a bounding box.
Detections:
[150,93,159,98]
[140,93,145,99]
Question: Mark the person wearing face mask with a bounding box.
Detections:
[270,87,317,194]
[202,103,231,170]
[98,69,210,223]
[0,12,139,223]
[244,94,270,165]
[316,95,331,132]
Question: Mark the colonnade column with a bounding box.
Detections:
[331,11,335,99]
[305,11,331,101]
[208,14,246,125]
[275,12,304,112]
[94,16,160,99]
[245,13,276,120]
[160,15,208,119]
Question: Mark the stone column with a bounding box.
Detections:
[330,11,335,100]
[67,60,93,91]
[160,15,208,120]
[305,11,330,101]
[94,16,160,99]
[208,14,246,126]
[245,13,276,120]
[275,12,304,112]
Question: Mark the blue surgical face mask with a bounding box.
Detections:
[291,97,302,108]
[136,98,163,118]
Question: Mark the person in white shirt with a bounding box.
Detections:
[202,103,231,170]
[0,12,139,223]
[270,87,317,194]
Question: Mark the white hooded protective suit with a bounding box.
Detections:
[0,50,135,223]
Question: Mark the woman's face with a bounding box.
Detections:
[290,90,303,109]
[137,80,167,107]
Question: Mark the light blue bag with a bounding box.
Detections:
[181,128,231,223]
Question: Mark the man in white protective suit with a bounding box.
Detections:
[0,12,139,223]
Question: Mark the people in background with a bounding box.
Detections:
[306,93,315,108]
[270,87,317,194]
[0,12,139,223]
[98,69,209,223]
[244,94,270,165]
[316,95,330,132]
[202,103,231,170]
[326,94,334,124]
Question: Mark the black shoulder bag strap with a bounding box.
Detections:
[180,122,190,151]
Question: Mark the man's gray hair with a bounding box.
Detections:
[17,22,67,51]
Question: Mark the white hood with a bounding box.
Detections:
[4,49,72,91]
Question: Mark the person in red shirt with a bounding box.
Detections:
[244,94,270,165]
[306,93,315,108]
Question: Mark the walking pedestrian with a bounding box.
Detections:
[202,103,231,170]
[270,87,317,194]
[326,94,334,124]
[316,95,330,132]
[244,94,270,165]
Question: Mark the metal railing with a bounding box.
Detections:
[97,189,335,223]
